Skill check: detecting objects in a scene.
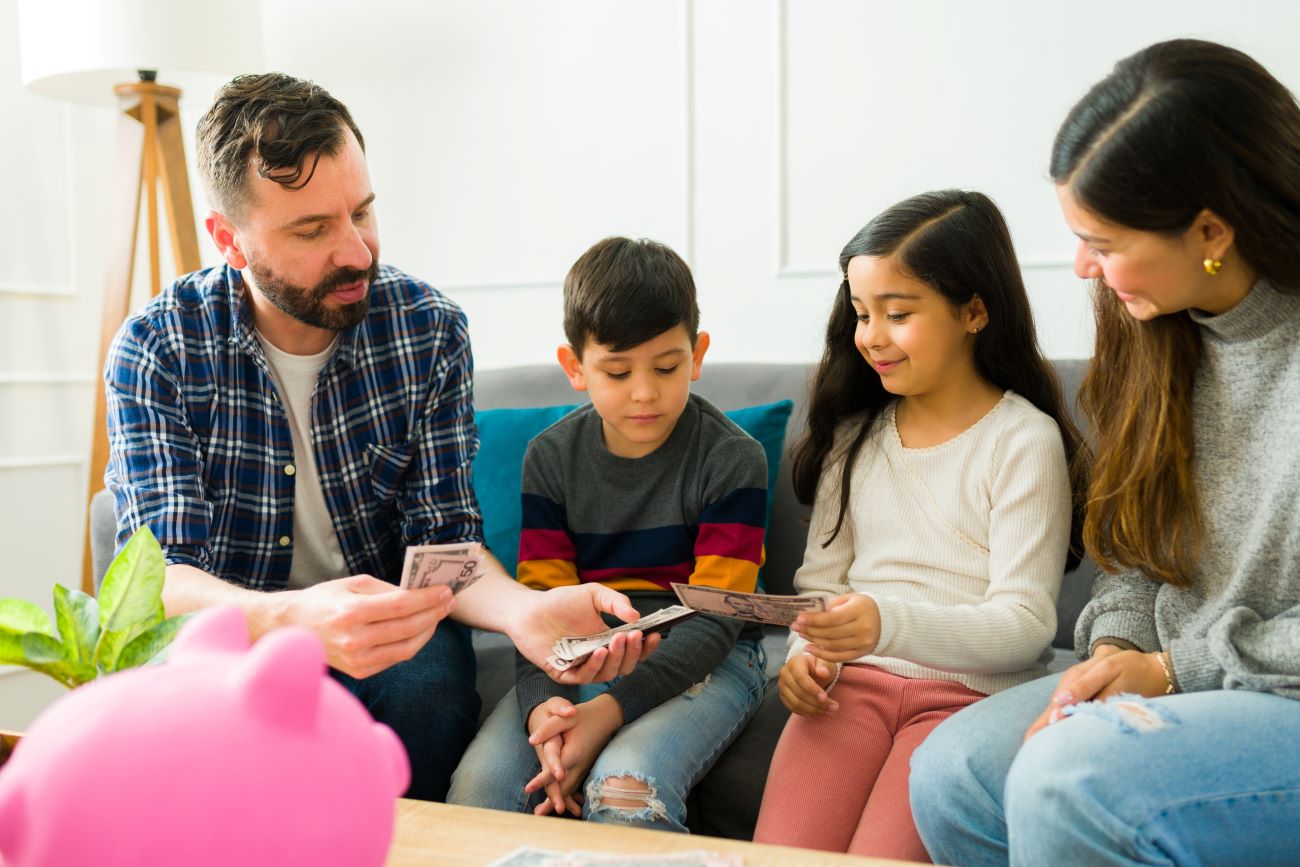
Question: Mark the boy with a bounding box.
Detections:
[447,237,769,832]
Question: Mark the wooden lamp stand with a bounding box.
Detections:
[81,75,202,593]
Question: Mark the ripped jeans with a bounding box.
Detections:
[910,673,1300,866]
[447,639,767,832]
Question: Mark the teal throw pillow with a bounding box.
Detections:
[472,399,795,585]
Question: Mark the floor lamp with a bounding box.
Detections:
[17,0,263,594]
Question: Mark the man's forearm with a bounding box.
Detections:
[163,563,290,641]
[447,552,535,633]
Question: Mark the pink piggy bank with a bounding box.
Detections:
[0,605,409,867]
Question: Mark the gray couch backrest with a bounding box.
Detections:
[474,360,1095,650]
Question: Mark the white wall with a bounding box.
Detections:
[3,0,1298,725]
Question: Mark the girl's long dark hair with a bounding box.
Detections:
[791,190,1087,572]
[1053,39,1300,585]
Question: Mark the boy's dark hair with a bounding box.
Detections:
[791,189,1087,572]
[563,237,699,357]
[196,72,365,222]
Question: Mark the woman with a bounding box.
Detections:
[909,39,1300,866]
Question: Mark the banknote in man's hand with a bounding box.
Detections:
[399,541,484,593]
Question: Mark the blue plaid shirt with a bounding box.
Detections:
[105,264,482,590]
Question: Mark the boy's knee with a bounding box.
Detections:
[586,772,669,821]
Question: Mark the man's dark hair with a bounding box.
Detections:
[196,72,365,221]
[562,237,699,357]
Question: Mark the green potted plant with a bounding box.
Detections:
[0,526,190,766]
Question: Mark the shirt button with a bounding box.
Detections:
[278,536,291,547]
[284,464,296,476]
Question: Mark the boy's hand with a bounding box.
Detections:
[778,653,839,716]
[508,584,661,684]
[793,593,880,662]
[525,693,624,815]
[526,697,582,815]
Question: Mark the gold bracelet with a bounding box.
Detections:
[1154,650,1177,695]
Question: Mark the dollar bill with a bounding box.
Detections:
[669,583,826,626]
[548,605,699,670]
[399,541,484,593]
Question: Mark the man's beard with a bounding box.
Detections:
[248,258,380,331]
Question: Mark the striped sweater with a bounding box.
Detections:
[514,393,767,723]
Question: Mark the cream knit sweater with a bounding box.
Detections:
[787,391,1072,695]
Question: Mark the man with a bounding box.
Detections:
[104,73,654,801]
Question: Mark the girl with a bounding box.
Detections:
[753,190,1085,861]
[911,40,1300,867]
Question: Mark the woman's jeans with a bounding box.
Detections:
[910,673,1300,866]
[447,638,768,833]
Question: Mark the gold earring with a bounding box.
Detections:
[1203,258,1222,276]
[969,327,980,334]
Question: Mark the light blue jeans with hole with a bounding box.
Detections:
[447,638,767,833]
[909,673,1300,866]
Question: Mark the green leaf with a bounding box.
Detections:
[0,598,57,666]
[113,613,192,672]
[20,632,95,688]
[0,598,56,637]
[53,584,99,667]
[98,526,166,635]
[95,598,164,674]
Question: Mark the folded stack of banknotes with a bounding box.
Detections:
[546,583,826,672]
[398,541,485,594]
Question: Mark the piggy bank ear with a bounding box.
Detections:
[373,722,411,797]
[168,605,251,658]
[234,627,326,729]
[0,782,27,863]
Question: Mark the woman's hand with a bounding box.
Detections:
[1024,649,1171,740]
[793,593,881,663]
[778,653,839,716]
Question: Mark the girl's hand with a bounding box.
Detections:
[793,593,881,662]
[778,653,839,716]
[1024,650,1170,741]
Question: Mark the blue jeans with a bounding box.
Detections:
[332,620,480,802]
[447,639,767,833]
[910,673,1300,866]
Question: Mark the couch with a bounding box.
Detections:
[467,360,1095,840]
[89,359,1095,841]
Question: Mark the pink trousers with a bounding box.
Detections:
[753,664,985,861]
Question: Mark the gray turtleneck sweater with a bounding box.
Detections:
[1075,281,1300,698]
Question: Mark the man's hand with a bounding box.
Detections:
[507,584,661,684]
[281,575,456,679]
[792,593,881,663]
[524,693,624,816]
[778,653,839,716]
[1024,649,1170,741]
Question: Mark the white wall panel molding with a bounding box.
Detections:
[0,455,83,471]
[0,373,96,385]
[0,107,80,297]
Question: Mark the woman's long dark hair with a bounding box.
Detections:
[1052,39,1300,585]
[791,190,1087,572]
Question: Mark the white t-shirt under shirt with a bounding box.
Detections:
[256,331,350,589]
[787,391,1073,696]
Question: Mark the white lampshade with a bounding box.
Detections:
[17,0,264,104]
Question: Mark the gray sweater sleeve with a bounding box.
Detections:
[1170,605,1300,697]
[1073,567,1161,658]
